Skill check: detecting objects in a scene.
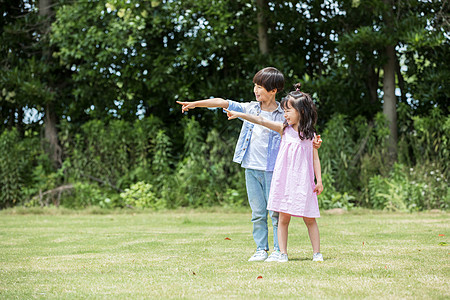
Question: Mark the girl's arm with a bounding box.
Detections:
[224,109,284,135]
[313,148,324,195]
[176,98,229,113]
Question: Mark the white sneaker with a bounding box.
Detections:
[313,252,324,262]
[248,250,268,262]
[265,251,281,262]
[278,253,288,262]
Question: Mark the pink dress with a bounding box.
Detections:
[267,126,320,218]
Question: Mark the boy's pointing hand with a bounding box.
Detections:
[176,101,195,113]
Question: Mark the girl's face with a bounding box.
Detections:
[283,100,300,128]
[254,84,275,102]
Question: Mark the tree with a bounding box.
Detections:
[256,0,269,55]
[40,0,62,168]
[382,0,398,161]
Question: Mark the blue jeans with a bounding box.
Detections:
[245,169,279,252]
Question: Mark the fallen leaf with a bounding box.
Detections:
[438,234,445,237]
[257,276,263,279]
[362,241,365,246]
[438,242,448,246]
[192,271,196,275]
[385,265,387,270]
[224,237,231,240]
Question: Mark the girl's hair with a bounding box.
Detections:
[281,83,317,140]
[253,67,284,93]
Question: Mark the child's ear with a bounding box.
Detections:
[271,88,277,94]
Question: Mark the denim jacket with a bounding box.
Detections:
[227,100,285,172]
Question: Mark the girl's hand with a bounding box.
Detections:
[314,182,323,195]
[224,108,240,120]
[313,135,322,149]
[176,101,196,113]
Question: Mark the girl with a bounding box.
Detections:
[225,83,324,263]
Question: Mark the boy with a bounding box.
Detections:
[177,67,321,262]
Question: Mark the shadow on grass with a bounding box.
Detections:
[289,256,331,262]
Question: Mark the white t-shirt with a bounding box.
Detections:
[241,110,274,171]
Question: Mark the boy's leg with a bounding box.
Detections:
[264,171,279,251]
[245,169,269,252]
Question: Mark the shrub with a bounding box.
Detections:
[0,129,38,208]
[318,173,355,210]
[120,181,165,209]
[367,163,448,211]
[60,182,114,209]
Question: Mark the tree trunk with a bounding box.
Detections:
[382,0,398,162]
[39,0,51,16]
[366,65,379,104]
[44,103,62,168]
[256,0,269,55]
[382,44,398,161]
[40,0,61,168]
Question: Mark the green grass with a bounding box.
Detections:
[0,208,449,299]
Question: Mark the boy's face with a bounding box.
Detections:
[254,84,276,102]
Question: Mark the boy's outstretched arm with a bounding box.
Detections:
[225,109,284,136]
[176,98,229,113]
[313,148,323,195]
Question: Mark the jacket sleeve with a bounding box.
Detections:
[225,100,250,113]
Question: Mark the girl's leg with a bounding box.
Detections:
[303,217,320,253]
[278,212,291,254]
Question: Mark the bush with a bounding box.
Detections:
[318,173,355,210]
[367,163,448,211]
[0,129,39,208]
[120,181,165,209]
[59,182,120,209]
[2,108,448,212]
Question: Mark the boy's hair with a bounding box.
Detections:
[281,83,317,140]
[253,67,284,93]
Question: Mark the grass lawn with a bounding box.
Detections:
[0,208,448,299]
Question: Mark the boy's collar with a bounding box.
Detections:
[275,101,283,113]
[257,101,283,113]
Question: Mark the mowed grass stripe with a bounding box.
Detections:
[0,210,448,299]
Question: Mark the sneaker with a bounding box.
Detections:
[278,253,288,263]
[248,250,268,262]
[265,251,281,262]
[313,252,324,262]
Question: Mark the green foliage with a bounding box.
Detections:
[61,117,161,189]
[320,114,356,192]
[1,0,448,211]
[120,181,165,210]
[61,182,108,209]
[0,129,24,207]
[0,129,38,208]
[222,188,246,208]
[368,163,448,211]
[410,108,449,166]
[318,173,355,210]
